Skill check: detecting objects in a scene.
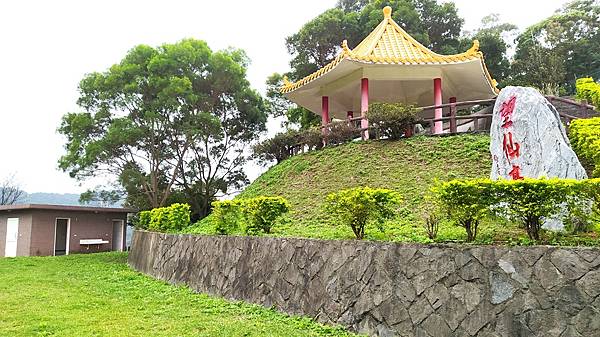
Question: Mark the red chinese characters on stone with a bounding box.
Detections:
[503,132,520,159]
[498,95,523,180]
[500,96,517,128]
[509,165,524,180]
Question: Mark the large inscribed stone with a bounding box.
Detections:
[490,86,587,180]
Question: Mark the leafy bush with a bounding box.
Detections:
[570,117,600,177]
[211,200,243,234]
[434,178,600,241]
[241,196,290,234]
[325,187,401,239]
[211,196,291,235]
[301,127,326,150]
[138,203,191,232]
[576,77,600,110]
[324,122,361,145]
[367,102,419,140]
[253,129,303,164]
[495,179,574,240]
[433,180,495,242]
[137,211,151,229]
[253,128,324,164]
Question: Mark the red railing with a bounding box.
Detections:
[321,96,598,138]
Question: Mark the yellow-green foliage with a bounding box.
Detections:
[432,179,495,242]
[570,117,600,177]
[576,77,600,110]
[242,196,291,234]
[211,196,290,235]
[325,187,402,239]
[434,178,600,241]
[138,203,191,232]
[211,200,243,235]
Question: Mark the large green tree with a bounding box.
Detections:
[268,0,464,129]
[459,14,517,85]
[510,0,600,93]
[59,39,266,218]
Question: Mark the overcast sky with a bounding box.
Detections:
[0,0,570,194]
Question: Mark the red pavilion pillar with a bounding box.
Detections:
[361,78,369,140]
[321,96,330,145]
[433,78,443,134]
[321,96,329,129]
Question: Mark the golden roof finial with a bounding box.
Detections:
[470,40,480,53]
[283,75,291,86]
[341,39,350,53]
[383,6,392,19]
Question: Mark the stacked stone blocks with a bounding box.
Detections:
[129,231,600,337]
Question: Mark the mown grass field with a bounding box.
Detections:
[187,134,600,246]
[0,253,357,337]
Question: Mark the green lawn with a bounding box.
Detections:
[0,253,357,337]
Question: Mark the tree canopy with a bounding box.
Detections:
[59,39,266,218]
[511,0,600,93]
[459,14,517,85]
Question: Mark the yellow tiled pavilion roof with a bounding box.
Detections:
[281,6,497,94]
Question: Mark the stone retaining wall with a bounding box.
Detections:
[128,230,600,337]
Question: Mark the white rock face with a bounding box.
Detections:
[490,86,587,181]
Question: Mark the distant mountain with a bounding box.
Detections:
[22,192,83,206]
[17,192,121,207]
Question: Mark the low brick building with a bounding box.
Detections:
[0,204,134,257]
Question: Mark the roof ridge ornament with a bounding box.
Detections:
[341,39,351,54]
[383,6,392,19]
[469,39,480,53]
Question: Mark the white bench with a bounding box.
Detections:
[80,239,109,245]
[80,239,109,251]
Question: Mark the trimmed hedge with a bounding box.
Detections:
[138,203,191,232]
[211,196,290,235]
[242,196,291,234]
[325,187,401,239]
[211,200,242,235]
[432,179,494,242]
[576,77,600,110]
[433,178,600,241]
[570,117,600,177]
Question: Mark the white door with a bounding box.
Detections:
[112,220,124,251]
[5,218,19,257]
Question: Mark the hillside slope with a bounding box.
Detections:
[238,134,491,240]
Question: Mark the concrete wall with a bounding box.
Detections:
[129,231,600,337]
[0,211,32,257]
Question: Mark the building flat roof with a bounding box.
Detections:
[0,204,136,213]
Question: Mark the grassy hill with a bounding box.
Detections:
[186,133,600,245]
[191,134,497,241]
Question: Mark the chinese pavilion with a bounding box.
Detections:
[281,6,499,136]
